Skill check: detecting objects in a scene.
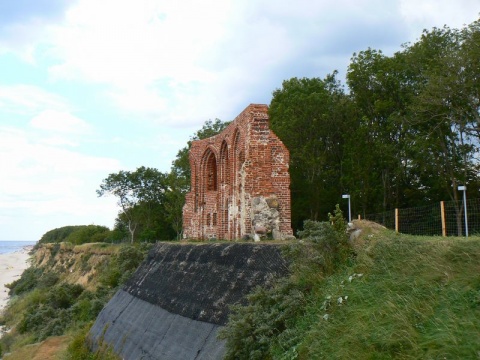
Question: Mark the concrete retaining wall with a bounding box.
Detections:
[89,243,289,359]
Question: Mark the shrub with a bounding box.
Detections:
[47,283,84,309]
[37,226,83,246]
[220,206,353,359]
[38,272,59,288]
[99,245,146,288]
[16,283,85,341]
[6,267,43,296]
[219,279,306,360]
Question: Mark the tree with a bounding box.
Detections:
[269,74,355,230]
[270,18,480,232]
[98,120,230,242]
[97,167,170,243]
[404,25,480,234]
[164,171,188,239]
[346,46,423,216]
[167,118,231,238]
[171,118,230,185]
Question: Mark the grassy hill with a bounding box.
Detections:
[221,220,480,359]
[1,220,479,359]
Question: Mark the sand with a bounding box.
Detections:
[0,247,32,314]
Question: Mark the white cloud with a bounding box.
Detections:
[0,84,69,115]
[47,0,227,87]
[30,109,93,134]
[0,125,121,238]
[3,0,472,128]
[42,0,234,125]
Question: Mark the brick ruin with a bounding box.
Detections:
[182,104,293,241]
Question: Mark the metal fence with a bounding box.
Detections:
[364,198,480,237]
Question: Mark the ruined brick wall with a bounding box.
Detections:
[183,104,293,240]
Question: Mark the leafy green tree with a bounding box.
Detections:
[403,25,480,234]
[164,171,188,239]
[97,167,171,242]
[269,74,355,229]
[345,20,480,223]
[98,119,229,242]
[346,47,419,215]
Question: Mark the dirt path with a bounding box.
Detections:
[3,336,69,360]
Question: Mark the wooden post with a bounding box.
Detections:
[358,214,361,220]
[395,208,399,233]
[440,201,446,237]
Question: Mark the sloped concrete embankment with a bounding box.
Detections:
[89,243,289,360]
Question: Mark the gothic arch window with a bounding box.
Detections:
[203,149,218,191]
[192,160,199,212]
[232,129,243,184]
[220,141,229,185]
[233,129,241,151]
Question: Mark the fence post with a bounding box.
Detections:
[440,201,446,237]
[395,208,399,233]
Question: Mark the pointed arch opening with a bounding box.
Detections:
[202,148,218,192]
[220,140,229,185]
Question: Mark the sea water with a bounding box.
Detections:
[0,241,36,254]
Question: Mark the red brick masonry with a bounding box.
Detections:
[183,104,293,240]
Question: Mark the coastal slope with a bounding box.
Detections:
[89,243,290,360]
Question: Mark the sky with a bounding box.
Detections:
[0,0,478,241]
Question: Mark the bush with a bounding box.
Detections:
[37,225,112,247]
[16,283,85,341]
[37,226,83,246]
[219,279,306,360]
[220,206,353,359]
[38,272,60,288]
[99,244,146,288]
[6,267,43,296]
[65,225,111,245]
[48,283,84,309]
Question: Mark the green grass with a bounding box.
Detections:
[294,229,480,359]
[222,221,480,359]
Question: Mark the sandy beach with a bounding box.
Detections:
[0,247,32,314]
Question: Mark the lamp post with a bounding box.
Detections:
[458,185,468,237]
[342,194,351,223]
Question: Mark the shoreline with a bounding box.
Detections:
[0,246,33,314]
